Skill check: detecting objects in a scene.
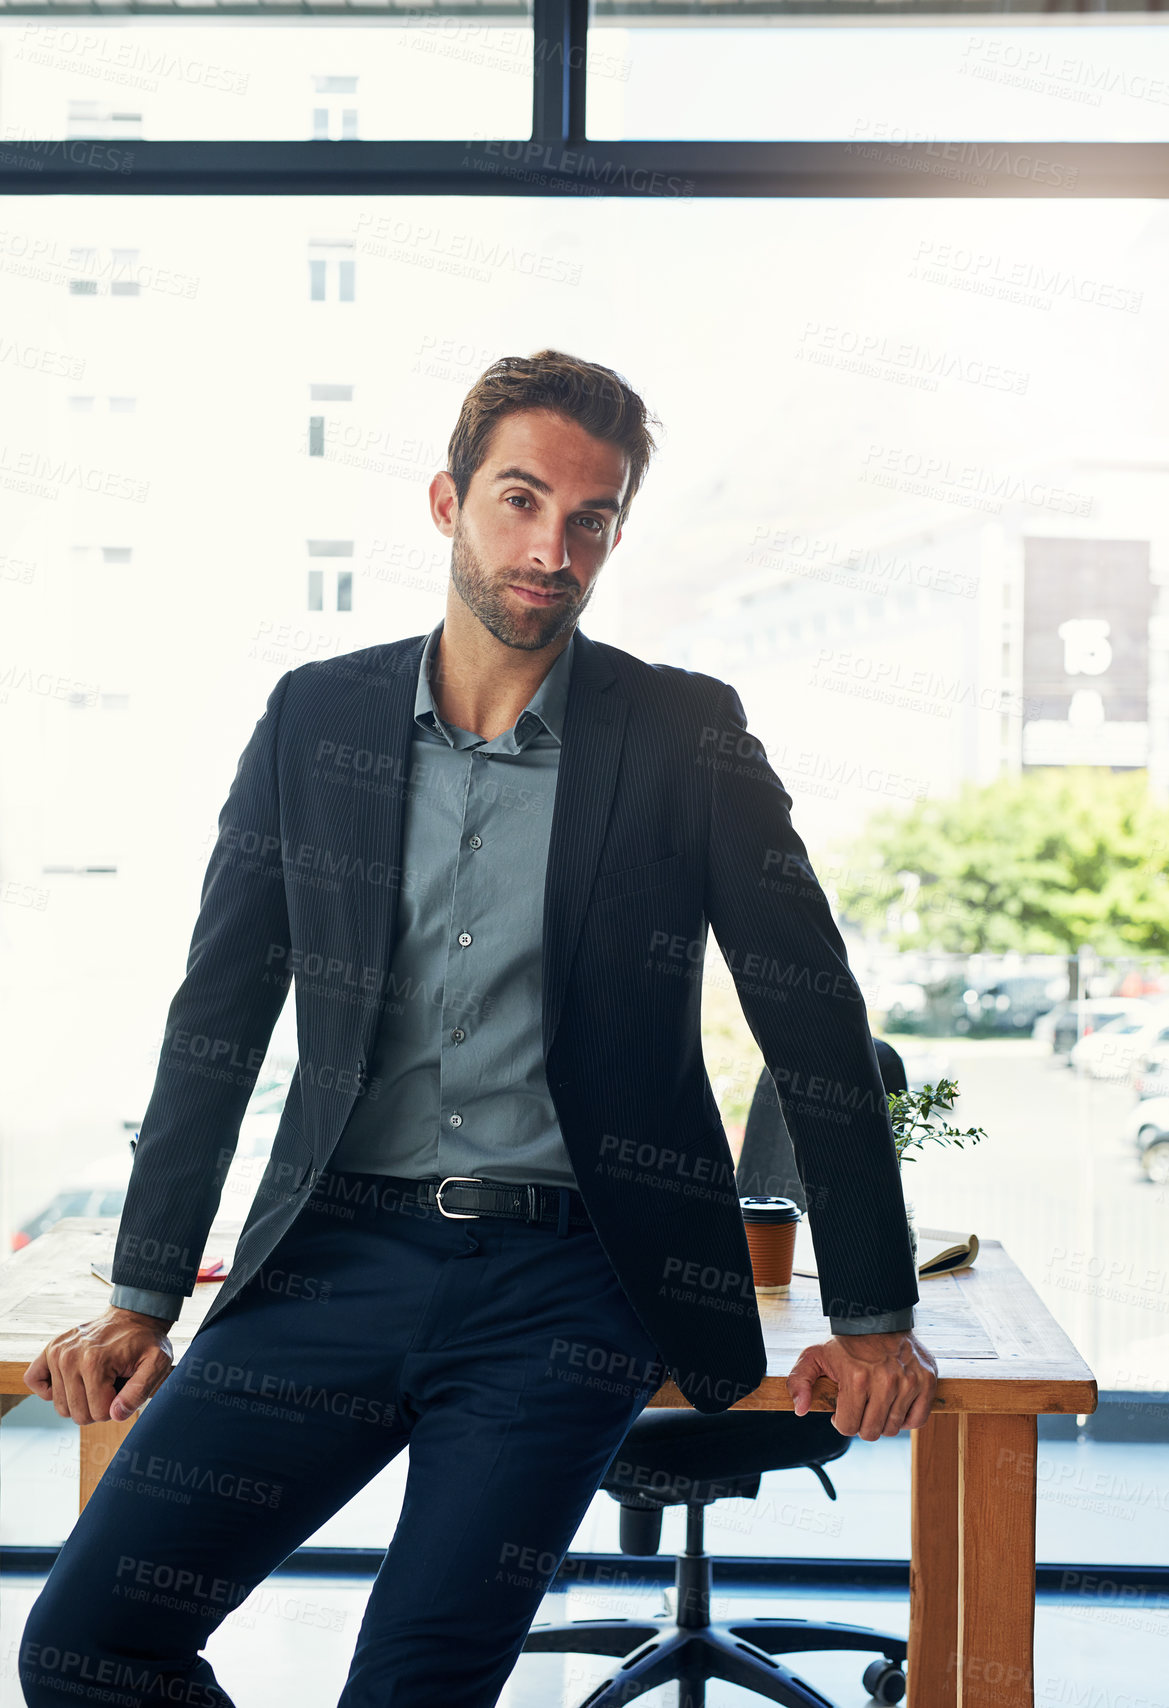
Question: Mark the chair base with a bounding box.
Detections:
[523,1613,908,1706]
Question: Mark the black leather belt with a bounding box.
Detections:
[375,1173,593,1232]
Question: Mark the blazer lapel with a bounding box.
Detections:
[350,634,426,1036]
[349,626,627,1064]
[541,630,626,1058]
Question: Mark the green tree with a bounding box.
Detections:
[829,767,1169,955]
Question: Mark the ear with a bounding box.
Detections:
[430,470,458,536]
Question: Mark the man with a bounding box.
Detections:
[20,349,936,1707]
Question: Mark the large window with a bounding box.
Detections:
[1,5,1167,1696]
[1,11,534,141]
[588,14,1169,141]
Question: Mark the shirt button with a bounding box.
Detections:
[457,931,472,947]
[449,1112,463,1127]
[468,835,482,850]
[451,1028,465,1043]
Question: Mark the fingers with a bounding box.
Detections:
[110,1349,173,1422]
[22,1349,52,1401]
[59,1353,99,1426]
[27,1320,173,1426]
[786,1345,827,1417]
[903,1386,937,1431]
[825,1347,937,1439]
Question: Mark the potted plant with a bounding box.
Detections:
[885,1078,987,1263]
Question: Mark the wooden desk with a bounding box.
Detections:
[647,1229,1098,1708]
[0,1216,246,1508]
[0,1220,1096,1708]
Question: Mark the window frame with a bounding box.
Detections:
[0,0,1164,193]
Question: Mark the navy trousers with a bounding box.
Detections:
[19,1169,667,1707]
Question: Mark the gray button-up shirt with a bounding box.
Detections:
[113,619,911,1337]
[324,618,579,1189]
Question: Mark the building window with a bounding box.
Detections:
[308,239,356,303]
[66,100,142,142]
[308,382,353,457]
[307,540,354,612]
[311,74,359,142]
[68,247,141,296]
[69,395,137,414]
[111,249,140,296]
[67,247,97,295]
[307,569,353,612]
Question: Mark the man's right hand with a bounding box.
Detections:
[23,1306,176,1425]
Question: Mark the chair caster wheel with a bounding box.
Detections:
[862,1659,906,1703]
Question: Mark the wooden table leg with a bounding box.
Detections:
[956,1413,1037,1708]
[79,1415,139,1512]
[909,1409,959,1708]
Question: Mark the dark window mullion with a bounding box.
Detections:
[532,0,589,145]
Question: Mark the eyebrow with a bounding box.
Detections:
[491,465,623,516]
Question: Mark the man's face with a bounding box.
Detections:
[434,407,628,652]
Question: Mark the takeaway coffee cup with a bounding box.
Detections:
[739,1196,801,1294]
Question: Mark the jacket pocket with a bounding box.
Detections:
[590,851,683,903]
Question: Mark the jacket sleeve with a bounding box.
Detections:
[702,678,918,1333]
[110,670,295,1301]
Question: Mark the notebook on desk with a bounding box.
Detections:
[792,1227,979,1282]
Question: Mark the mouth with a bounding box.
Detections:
[509,584,568,606]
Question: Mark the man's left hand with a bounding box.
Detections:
[787,1331,938,1439]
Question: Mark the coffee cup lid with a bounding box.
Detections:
[739,1195,801,1223]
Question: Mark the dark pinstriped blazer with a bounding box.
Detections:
[111,626,919,1415]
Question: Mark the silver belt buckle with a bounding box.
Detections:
[434,1175,482,1220]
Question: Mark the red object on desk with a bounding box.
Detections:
[196,1258,226,1282]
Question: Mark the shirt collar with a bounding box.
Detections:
[415,618,576,751]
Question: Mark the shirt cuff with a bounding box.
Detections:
[829,1307,915,1335]
[110,1284,183,1321]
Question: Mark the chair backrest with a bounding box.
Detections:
[735,1037,909,1207]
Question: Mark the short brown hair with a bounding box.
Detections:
[446,349,660,533]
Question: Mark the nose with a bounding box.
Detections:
[526,517,572,575]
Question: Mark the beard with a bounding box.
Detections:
[448,513,594,651]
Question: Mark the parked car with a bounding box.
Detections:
[1119,1007,1169,1086]
[12,1176,135,1250]
[1142,1138,1169,1186]
[1125,1098,1169,1185]
[1125,1093,1169,1145]
[872,981,929,1029]
[953,975,1064,1037]
[1070,1005,1169,1082]
[1050,997,1153,1059]
[11,1070,293,1252]
[1132,1047,1169,1103]
[1128,1028,1169,1090]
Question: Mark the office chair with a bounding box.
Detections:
[522,1042,912,1707]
